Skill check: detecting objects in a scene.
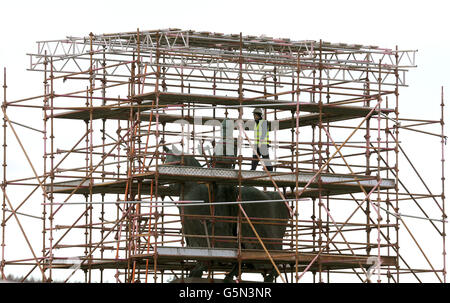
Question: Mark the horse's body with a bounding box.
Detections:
[162,129,289,282]
[163,148,235,249]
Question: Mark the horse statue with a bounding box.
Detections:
[162,119,289,282]
[162,144,238,279]
[210,120,289,282]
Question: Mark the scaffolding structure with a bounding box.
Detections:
[0,28,446,283]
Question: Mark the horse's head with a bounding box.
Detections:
[162,144,202,167]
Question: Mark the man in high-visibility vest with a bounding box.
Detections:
[251,108,273,171]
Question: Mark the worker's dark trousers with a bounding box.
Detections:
[251,145,273,171]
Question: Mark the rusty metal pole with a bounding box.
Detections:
[294,53,301,283]
[311,128,316,284]
[100,44,107,283]
[87,31,95,283]
[441,86,447,283]
[155,33,167,282]
[365,53,372,257]
[317,40,324,282]
[127,52,136,283]
[42,52,49,283]
[325,74,331,283]
[311,49,317,283]
[115,94,121,283]
[385,95,392,283]
[1,68,7,280]
[136,28,143,283]
[84,112,89,283]
[237,32,244,282]
[49,57,55,282]
[376,60,382,283]
[153,31,161,283]
[394,46,400,282]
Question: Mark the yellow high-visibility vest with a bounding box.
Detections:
[254,120,269,145]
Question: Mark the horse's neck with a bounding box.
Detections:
[168,158,202,193]
[180,156,201,167]
[170,179,201,194]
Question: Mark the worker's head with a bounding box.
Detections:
[253,108,263,120]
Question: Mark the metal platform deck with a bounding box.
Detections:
[135,92,394,114]
[52,92,393,124]
[53,109,372,129]
[47,246,396,272]
[145,166,394,190]
[50,166,394,196]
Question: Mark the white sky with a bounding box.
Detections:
[0,0,449,283]
[1,0,449,118]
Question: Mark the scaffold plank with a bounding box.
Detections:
[143,166,394,190]
[135,92,394,114]
[50,166,394,196]
[49,178,356,198]
[53,109,368,129]
[47,246,396,271]
[145,246,397,267]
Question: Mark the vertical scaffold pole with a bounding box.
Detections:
[317,39,324,283]
[137,28,143,283]
[365,53,372,257]
[88,31,95,283]
[325,74,331,283]
[115,93,121,283]
[294,53,301,283]
[127,49,136,283]
[237,32,244,282]
[42,52,49,283]
[376,59,382,283]
[100,44,107,284]
[441,86,446,283]
[311,45,317,284]
[385,95,391,283]
[153,31,161,283]
[1,68,7,280]
[84,111,89,283]
[49,57,55,282]
[394,45,400,282]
